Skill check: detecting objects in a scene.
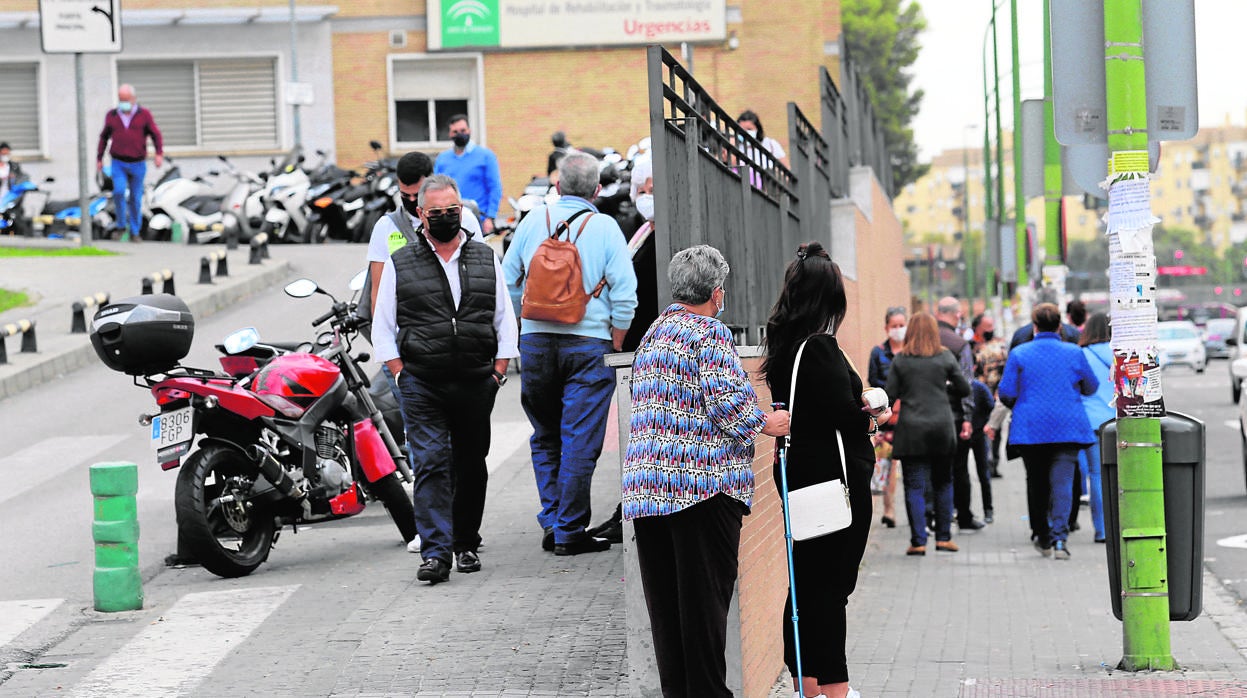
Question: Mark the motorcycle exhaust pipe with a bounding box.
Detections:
[246,445,306,500]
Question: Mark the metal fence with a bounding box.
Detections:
[836,35,892,196]
[646,46,891,345]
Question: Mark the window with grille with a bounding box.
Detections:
[389,57,479,149]
[0,62,41,153]
[117,57,278,150]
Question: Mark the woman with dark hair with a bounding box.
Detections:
[884,312,971,556]
[1078,312,1113,543]
[868,306,908,527]
[998,303,1098,559]
[762,241,888,698]
[737,109,790,168]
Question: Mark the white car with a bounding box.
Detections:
[1156,321,1206,373]
[1228,306,1247,403]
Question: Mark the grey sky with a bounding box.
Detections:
[910,0,1239,159]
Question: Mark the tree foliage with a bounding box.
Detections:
[841,0,928,192]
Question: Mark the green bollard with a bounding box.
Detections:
[90,462,143,612]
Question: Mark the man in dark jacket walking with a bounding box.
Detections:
[97,84,163,241]
[936,297,984,530]
[372,174,519,584]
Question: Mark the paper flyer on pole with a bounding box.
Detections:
[1114,345,1165,419]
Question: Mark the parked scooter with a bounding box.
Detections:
[88,272,416,578]
[1,176,51,237]
[147,157,235,243]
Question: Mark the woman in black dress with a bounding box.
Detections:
[762,242,888,698]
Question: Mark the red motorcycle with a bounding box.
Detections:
[90,274,415,578]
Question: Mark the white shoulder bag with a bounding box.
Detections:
[785,338,854,541]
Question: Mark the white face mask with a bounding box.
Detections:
[635,193,655,221]
[0,155,8,164]
[888,326,906,343]
[743,128,758,139]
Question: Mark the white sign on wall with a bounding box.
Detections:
[427,0,727,51]
[40,0,122,54]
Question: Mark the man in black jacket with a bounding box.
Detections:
[936,297,985,530]
[371,174,519,584]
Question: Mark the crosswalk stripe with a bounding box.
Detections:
[0,435,129,506]
[487,420,532,474]
[69,585,299,697]
[0,598,63,648]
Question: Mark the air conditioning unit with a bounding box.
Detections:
[389,30,407,49]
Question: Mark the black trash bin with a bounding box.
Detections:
[1100,411,1205,622]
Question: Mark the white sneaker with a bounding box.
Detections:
[847,688,862,698]
[406,535,422,553]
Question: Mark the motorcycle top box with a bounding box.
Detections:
[90,294,195,375]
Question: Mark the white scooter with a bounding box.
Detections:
[146,158,235,243]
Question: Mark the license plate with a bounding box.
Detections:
[151,406,195,459]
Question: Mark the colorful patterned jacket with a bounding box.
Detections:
[622,304,768,521]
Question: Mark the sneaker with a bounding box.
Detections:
[1033,539,1052,557]
[958,518,986,531]
[406,534,423,554]
[455,550,481,573]
[1053,541,1071,560]
[936,540,960,553]
[553,536,612,556]
[416,557,450,584]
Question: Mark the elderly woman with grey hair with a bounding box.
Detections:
[624,244,790,697]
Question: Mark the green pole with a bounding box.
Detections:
[992,3,1007,293]
[1043,0,1063,265]
[982,13,996,301]
[964,144,975,303]
[91,462,143,612]
[1010,0,1027,287]
[1103,0,1174,671]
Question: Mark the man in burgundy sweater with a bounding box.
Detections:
[97,84,163,241]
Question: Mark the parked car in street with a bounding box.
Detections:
[1156,320,1206,373]
[1236,356,1247,490]
[1228,306,1247,403]
[1203,317,1236,360]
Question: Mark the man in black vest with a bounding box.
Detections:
[936,297,985,531]
[372,174,519,584]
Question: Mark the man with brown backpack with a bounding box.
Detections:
[502,151,638,556]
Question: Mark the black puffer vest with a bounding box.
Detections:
[393,238,498,378]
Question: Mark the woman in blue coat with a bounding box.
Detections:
[997,303,1099,559]
[1078,313,1114,543]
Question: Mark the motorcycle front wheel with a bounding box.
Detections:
[364,471,417,543]
[175,444,276,578]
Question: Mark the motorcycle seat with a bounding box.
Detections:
[185,196,223,216]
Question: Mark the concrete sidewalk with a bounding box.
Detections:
[0,236,291,401]
[812,459,1247,697]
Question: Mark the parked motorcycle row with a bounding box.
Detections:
[4,141,401,245]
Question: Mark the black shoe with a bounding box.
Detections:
[1069,521,1081,532]
[881,516,897,528]
[1033,539,1053,557]
[983,510,994,524]
[990,466,1002,478]
[958,518,986,531]
[541,527,555,552]
[455,550,481,573]
[554,536,612,556]
[416,558,450,584]
[586,521,624,544]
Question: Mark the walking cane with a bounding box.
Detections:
[773,401,805,694]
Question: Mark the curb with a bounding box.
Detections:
[0,259,291,403]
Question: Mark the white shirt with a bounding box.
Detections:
[371,232,518,364]
[367,209,483,263]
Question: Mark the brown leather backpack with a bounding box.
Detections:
[518,208,607,324]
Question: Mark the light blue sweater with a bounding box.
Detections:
[501,196,638,340]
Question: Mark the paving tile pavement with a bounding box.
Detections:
[816,457,1247,698]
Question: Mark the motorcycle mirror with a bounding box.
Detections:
[218,155,228,162]
[285,279,319,298]
[348,270,367,292]
[44,176,56,183]
[223,327,260,354]
[369,140,383,151]
[316,149,326,157]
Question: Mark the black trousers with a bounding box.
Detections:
[783,464,873,685]
[634,493,744,698]
[952,435,976,523]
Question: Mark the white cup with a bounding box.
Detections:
[862,387,888,411]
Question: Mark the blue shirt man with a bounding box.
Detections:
[434,114,503,235]
[502,151,638,556]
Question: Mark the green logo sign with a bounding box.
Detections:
[441,0,500,48]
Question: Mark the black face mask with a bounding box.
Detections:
[424,213,461,243]
[451,133,471,148]
[981,330,995,342]
[401,197,420,217]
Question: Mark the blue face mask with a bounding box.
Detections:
[118,101,134,114]
[715,288,725,318]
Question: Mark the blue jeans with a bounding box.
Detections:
[1020,444,1080,546]
[110,159,146,237]
[1079,444,1106,540]
[519,333,615,544]
[397,370,498,563]
[902,457,953,547]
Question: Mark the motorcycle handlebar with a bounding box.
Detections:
[311,308,337,327]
